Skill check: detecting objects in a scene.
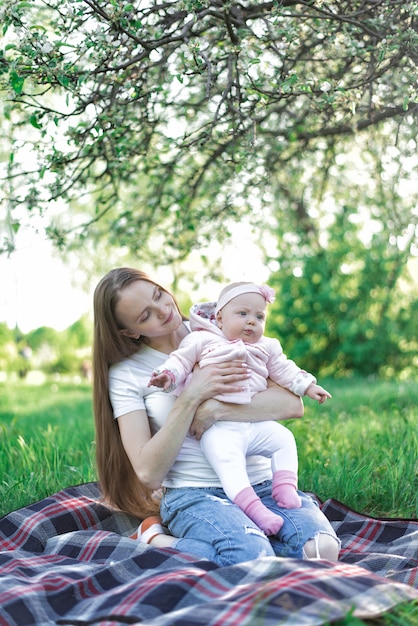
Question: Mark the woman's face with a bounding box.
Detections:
[115,280,182,339]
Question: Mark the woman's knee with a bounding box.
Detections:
[217,525,275,566]
[303,532,340,561]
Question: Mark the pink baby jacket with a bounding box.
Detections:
[155,301,316,403]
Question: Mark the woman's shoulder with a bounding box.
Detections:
[108,347,161,414]
[110,345,159,377]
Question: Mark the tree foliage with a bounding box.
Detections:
[263,121,418,377]
[1,0,417,262]
[0,320,93,379]
[266,202,418,378]
[1,1,417,377]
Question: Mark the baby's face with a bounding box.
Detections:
[216,293,266,343]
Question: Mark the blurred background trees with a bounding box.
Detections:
[0,317,92,381]
[0,1,417,379]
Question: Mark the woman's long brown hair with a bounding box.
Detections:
[92,268,186,519]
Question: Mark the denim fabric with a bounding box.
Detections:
[161,480,337,566]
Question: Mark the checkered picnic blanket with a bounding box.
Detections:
[0,483,417,625]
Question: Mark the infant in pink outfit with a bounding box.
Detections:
[149,282,331,535]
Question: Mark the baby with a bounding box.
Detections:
[149,282,331,535]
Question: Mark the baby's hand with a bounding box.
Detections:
[306,383,332,404]
[148,371,172,391]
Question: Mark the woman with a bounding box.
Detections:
[93,268,340,565]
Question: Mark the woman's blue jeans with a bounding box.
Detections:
[161,480,337,566]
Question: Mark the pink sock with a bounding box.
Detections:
[272,470,302,509]
[234,486,284,535]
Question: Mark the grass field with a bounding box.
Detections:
[0,377,417,625]
[0,380,97,514]
[296,378,417,519]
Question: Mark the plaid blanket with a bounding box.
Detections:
[0,483,417,626]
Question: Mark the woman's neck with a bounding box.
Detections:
[144,321,189,354]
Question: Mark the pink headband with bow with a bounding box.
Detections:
[215,284,275,315]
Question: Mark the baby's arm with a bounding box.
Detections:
[305,383,332,404]
[265,337,316,396]
[148,369,176,391]
[148,331,205,392]
[265,338,331,403]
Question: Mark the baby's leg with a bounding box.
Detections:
[233,485,283,535]
[244,421,302,509]
[270,426,301,508]
[272,469,301,508]
[200,423,284,535]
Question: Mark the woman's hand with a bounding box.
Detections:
[179,360,249,440]
[189,398,223,440]
[183,359,250,404]
[189,383,304,440]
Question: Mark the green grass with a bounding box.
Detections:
[0,377,417,625]
[294,378,418,518]
[0,380,97,515]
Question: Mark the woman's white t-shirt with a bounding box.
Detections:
[109,325,272,488]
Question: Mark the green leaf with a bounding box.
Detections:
[29,113,42,129]
[10,71,25,95]
[57,74,70,87]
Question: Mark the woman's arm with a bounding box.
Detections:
[189,384,304,440]
[118,361,250,489]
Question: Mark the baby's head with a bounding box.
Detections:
[215,282,275,343]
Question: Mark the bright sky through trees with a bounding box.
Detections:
[0,220,271,332]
